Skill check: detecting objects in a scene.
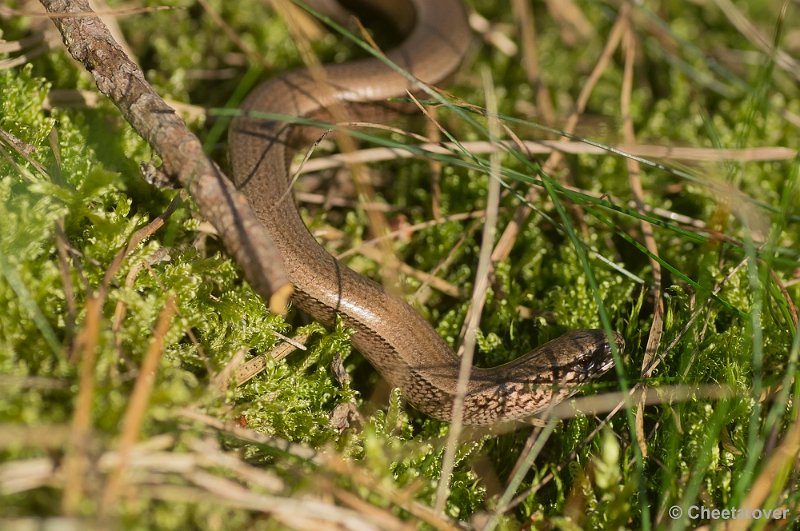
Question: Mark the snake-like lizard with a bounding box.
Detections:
[228,0,622,425]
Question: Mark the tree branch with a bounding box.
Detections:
[39,0,293,313]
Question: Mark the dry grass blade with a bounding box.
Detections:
[232,333,312,386]
[196,0,263,66]
[111,247,172,353]
[770,270,799,327]
[323,458,459,531]
[544,0,594,44]
[0,128,49,177]
[434,65,503,514]
[619,5,664,459]
[468,11,517,56]
[357,244,465,299]
[294,140,797,175]
[60,294,100,513]
[328,486,415,531]
[44,89,207,122]
[100,297,177,513]
[0,424,71,452]
[336,210,486,259]
[547,384,735,418]
[59,193,180,512]
[492,2,631,262]
[176,408,320,462]
[727,412,800,531]
[174,408,458,529]
[712,0,799,81]
[0,4,175,18]
[511,0,554,125]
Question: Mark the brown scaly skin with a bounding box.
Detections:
[229,0,622,425]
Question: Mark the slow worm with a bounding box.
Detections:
[229,0,622,425]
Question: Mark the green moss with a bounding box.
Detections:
[2,0,799,527]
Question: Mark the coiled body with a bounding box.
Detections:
[229,0,620,425]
